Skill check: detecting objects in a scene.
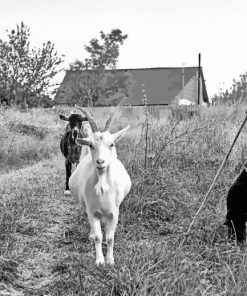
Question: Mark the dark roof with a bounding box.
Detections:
[55,67,209,106]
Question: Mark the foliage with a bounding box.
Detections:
[0,22,64,106]
[212,71,247,105]
[67,29,130,106]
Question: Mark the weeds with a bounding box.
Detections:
[1,104,247,295]
[0,106,61,173]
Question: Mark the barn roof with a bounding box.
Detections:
[54,67,209,106]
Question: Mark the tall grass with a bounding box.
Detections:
[1,104,247,295]
[0,106,62,173]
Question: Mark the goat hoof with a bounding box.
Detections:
[64,190,71,195]
[106,257,114,266]
[95,257,105,266]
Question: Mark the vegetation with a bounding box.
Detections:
[67,29,131,107]
[1,104,247,295]
[0,106,62,173]
[0,22,64,107]
[212,71,247,105]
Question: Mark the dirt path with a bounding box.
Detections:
[0,155,96,295]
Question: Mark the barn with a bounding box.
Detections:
[55,67,208,106]
[54,66,209,119]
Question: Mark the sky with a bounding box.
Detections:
[0,0,247,98]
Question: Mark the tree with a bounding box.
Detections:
[0,22,64,106]
[212,72,247,105]
[68,29,131,106]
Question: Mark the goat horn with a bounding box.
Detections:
[104,97,127,132]
[76,137,92,147]
[75,105,98,133]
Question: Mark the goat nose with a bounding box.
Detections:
[96,159,105,165]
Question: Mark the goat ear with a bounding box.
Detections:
[59,114,69,121]
[76,137,92,146]
[112,125,130,143]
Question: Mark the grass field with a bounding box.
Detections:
[1,104,247,295]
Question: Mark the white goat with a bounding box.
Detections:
[69,106,131,265]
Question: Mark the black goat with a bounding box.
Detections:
[59,113,89,194]
[224,164,247,244]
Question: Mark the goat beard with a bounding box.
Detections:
[95,169,110,195]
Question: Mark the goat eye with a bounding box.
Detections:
[89,144,94,150]
[110,143,115,148]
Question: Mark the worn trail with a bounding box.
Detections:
[0,155,92,295]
